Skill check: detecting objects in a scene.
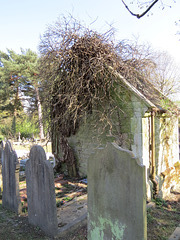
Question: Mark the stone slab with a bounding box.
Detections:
[57,194,87,228]
[169,226,180,240]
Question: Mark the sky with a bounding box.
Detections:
[0,0,180,65]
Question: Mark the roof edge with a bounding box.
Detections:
[110,67,159,110]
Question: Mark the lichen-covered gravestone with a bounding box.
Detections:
[88,142,147,240]
[2,141,21,214]
[0,141,4,194]
[25,145,58,237]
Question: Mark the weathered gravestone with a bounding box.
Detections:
[25,145,58,237]
[88,142,147,240]
[0,141,4,194]
[2,141,21,214]
[0,141,4,163]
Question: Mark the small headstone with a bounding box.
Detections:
[18,132,21,142]
[0,141,4,164]
[25,145,58,237]
[2,141,21,214]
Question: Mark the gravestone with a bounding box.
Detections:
[88,142,147,240]
[2,141,21,214]
[0,164,2,194]
[25,145,58,237]
[0,141,4,194]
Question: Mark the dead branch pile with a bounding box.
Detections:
[39,16,155,138]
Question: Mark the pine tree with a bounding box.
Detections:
[0,49,44,139]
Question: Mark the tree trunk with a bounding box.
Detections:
[60,136,78,177]
[12,86,19,138]
[35,87,44,140]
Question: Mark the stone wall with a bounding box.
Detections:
[153,115,179,198]
[155,115,179,175]
[88,143,147,240]
[68,89,149,178]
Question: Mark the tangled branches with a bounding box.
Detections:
[39,16,157,138]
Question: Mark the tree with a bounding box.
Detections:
[116,38,180,98]
[0,49,28,136]
[21,49,45,140]
[149,51,180,98]
[0,49,44,139]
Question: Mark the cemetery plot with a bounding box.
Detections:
[19,172,87,235]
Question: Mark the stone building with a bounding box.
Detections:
[53,71,179,200]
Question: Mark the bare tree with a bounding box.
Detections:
[117,38,180,98]
[149,51,180,98]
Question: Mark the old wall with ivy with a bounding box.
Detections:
[65,85,150,177]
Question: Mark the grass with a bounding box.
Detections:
[2,143,179,239]
[0,196,179,240]
[0,187,179,240]
[0,199,49,240]
[147,198,180,240]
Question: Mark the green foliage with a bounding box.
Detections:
[16,116,39,139]
[152,197,168,208]
[147,209,155,223]
[0,111,39,139]
[0,49,44,138]
[0,116,13,138]
[0,135,4,141]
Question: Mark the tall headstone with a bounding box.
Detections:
[2,141,21,214]
[25,145,58,237]
[88,143,147,240]
[0,141,4,194]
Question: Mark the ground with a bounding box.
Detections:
[0,176,180,240]
[147,196,180,240]
[0,142,179,239]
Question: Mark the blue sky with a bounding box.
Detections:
[0,0,180,65]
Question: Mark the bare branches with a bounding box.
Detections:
[121,0,159,19]
[39,16,178,141]
[39,16,122,137]
[121,0,160,18]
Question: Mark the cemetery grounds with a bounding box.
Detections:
[0,142,179,240]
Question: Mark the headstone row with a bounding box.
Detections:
[1,141,58,237]
[1,141,147,239]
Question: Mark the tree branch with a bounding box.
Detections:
[121,0,160,19]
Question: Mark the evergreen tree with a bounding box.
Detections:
[0,49,44,139]
[21,49,45,139]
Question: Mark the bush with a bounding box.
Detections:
[0,135,4,141]
[16,117,39,139]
